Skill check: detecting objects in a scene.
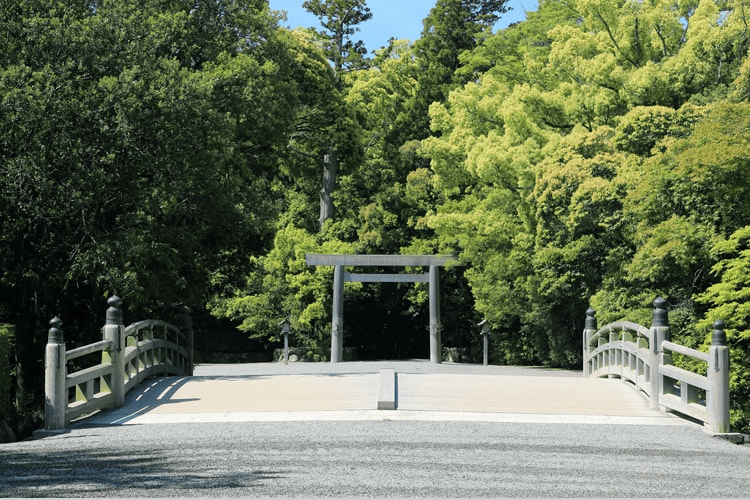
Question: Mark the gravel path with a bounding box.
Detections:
[2,419,750,497]
[3,362,749,497]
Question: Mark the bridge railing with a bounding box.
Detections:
[41,296,193,433]
[583,298,730,434]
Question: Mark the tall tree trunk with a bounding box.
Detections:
[13,299,42,434]
[319,150,338,231]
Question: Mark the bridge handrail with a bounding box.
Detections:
[583,299,730,434]
[588,321,651,345]
[585,319,656,399]
[661,340,709,362]
[66,339,114,361]
[41,296,194,433]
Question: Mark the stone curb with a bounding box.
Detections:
[710,432,750,445]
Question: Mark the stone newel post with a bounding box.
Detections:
[44,317,66,431]
[103,296,125,407]
[708,320,730,434]
[650,297,671,410]
[583,308,597,377]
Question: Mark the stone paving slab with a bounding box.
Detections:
[82,361,686,427]
[396,373,662,416]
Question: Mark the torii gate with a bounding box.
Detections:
[305,254,459,363]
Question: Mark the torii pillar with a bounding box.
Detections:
[306,254,458,363]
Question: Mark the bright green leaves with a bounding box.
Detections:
[210,224,355,345]
[696,225,750,431]
[636,102,750,232]
[613,104,704,155]
[416,0,750,371]
[627,215,716,287]
[344,40,419,158]
[698,226,750,332]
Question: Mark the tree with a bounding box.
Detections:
[413,0,750,369]
[413,0,511,127]
[0,0,298,436]
[209,224,356,351]
[303,0,372,230]
[696,225,750,433]
[303,0,373,74]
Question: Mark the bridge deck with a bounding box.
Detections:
[82,361,686,427]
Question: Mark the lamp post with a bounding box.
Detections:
[279,318,292,365]
[478,319,491,366]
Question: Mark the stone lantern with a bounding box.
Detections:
[279,318,292,365]
[478,319,491,366]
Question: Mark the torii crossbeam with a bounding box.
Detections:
[305,254,459,363]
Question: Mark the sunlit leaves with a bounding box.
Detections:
[696,225,750,431]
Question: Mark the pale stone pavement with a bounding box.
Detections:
[83,360,686,427]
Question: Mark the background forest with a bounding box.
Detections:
[2,0,750,439]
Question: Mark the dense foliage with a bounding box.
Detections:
[3,0,750,435]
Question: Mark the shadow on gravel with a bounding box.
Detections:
[0,447,282,496]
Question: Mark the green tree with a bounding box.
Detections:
[209,224,355,350]
[408,0,511,141]
[0,0,299,436]
[303,0,371,230]
[696,225,750,433]
[303,0,373,73]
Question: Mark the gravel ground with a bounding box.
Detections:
[2,419,750,497]
[4,362,748,497]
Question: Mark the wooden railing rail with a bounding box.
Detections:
[583,298,730,434]
[66,339,114,361]
[40,296,193,434]
[65,339,116,423]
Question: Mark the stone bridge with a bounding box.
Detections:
[10,293,749,496]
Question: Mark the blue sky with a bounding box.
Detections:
[268,0,536,53]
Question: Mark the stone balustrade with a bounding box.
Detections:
[584,298,730,434]
[36,296,193,437]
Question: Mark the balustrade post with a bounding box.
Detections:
[44,317,66,431]
[180,306,194,376]
[608,325,619,378]
[707,320,730,434]
[583,308,597,377]
[103,296,125,407]
[650,297,671,410]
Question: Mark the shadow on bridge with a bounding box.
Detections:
[78,377,197,426]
